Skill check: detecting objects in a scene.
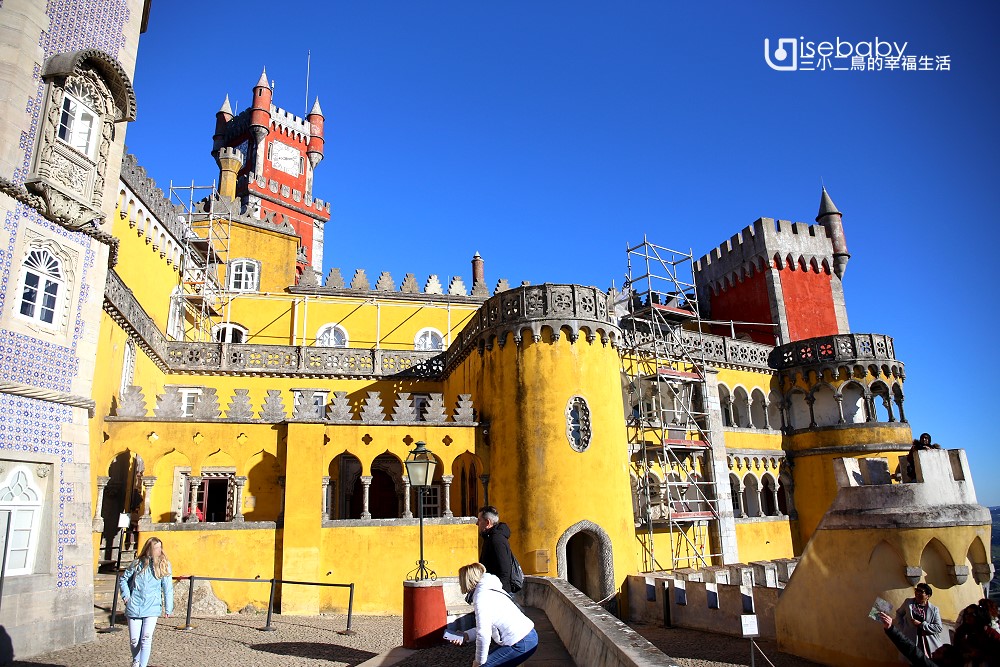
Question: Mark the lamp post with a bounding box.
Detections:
[404,441,437,581]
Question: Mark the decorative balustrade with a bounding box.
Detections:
[769,333,900,371]
[113,385,476,424]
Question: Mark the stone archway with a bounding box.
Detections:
[555,520,615,602]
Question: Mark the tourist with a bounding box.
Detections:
[894,583,944,658]
[450,562,538,667]
[877,611,958,666]
[980,598,999,633]
[952,603,1000,664]
[119,537,174,667]
[478,505,514,593]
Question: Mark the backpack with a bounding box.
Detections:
[509,553,524,593]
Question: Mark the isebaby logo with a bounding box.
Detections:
[763,36,950,72]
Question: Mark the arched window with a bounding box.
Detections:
[761,474,778,516]
[17,249,63,326]
[316,323,348,348]
[729,473,743,516]
[167,288,185,340]
[732,387,751,428]
[565,396,592,452]
[228,259,260,292]
[718,385,733,427]
[414,327,444,351]
[120,339,136,397]
[0,467,43,575]
[742,474,761,518]
[213,323,248,344]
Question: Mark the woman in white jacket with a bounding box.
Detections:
[453,562,538,667]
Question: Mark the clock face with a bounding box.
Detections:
[271,140,300,177]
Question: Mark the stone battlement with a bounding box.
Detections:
[269,103,310,138]
[694,217,836,289]
[821,449,990,530]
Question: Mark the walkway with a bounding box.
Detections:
[9,606,577,667]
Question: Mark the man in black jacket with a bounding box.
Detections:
[477,505,514,593]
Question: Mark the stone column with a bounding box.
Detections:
[895,395,907,423]
[234,476,247,522]
[185,475,202,523]
[724,397,735,429]
[441,475,454,518]
[93,475,110,532]
[479,474,490,506]
[360,475,372,519]
[805,395,817,428]
[834,395,845,424]
[760,403,770,430]
[882,396,895,422]
[139,476,157,527]
[321,476,331,519]
[277,476,286,520]
[402,477,413,518]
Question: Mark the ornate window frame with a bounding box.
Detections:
[316,323,348,348]
[212,322,248,344]
[8,230,79,338]
[25,50,136,230]
[566,395,592,452]
[414,327,444,351]
[119,339,136,398]
[0,465,44,576]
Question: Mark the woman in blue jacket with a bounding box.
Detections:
[119,537,173,667]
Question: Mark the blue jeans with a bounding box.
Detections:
[127,616,158,667]
[483,628,538,667]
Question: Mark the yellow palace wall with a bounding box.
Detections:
[446,327,639,595]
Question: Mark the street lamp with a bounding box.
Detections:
[404,441,437,581]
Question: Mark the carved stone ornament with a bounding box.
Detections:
[25,66,118,229]
[36,464,50,479]
[225,389,255,421]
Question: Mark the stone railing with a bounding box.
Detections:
[682,331,773,370]
[769,333,899,371]
[165,342,444,379]
[113,386,476,424]
[104,269,171,370]
[444,283,621,369]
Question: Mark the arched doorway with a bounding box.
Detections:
[556,520,615,607]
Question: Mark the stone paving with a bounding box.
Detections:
[8,610,830,667]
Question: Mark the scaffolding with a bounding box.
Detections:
[619,237,722,571]
[168,182,234,342]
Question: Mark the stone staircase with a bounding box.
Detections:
[94,547,135,627]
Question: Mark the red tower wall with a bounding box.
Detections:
[707,268,775,344]
[777,264,838,341]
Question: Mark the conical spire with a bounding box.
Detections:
[309,96,324,117]
[219,94,233,115]
[816,186,842,222]
[255,67,270,89]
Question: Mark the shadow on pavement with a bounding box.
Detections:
[251,641,377,664]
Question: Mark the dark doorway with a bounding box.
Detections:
[567,531,601,601]
[368,470,398,519]
[204,478,229,522]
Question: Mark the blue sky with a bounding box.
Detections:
[127,2,999,505]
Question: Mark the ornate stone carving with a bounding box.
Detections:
[325,268,345,288]
[154,386,184,419]
[192,388,221,420]
[454,395,475,423]
[360,392,385,423]
[423,394,446,423]
[225,389,255,421]
[424,275,443,295]
[375,272,395,292]
[391,393,416,422]
[448,276,467,296]
[326,392,353,421]
[118,385,148,418]
[494,279,510,294]
[259,390,287,422]
[400,273,420,293]
[350,269,370,290]
[293,390,323,420]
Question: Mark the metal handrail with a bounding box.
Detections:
[101,573,356,636]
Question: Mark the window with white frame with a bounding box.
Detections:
[17,249,64,326]
[414,327,444,351]
[228,259,260,292]
[57,93,98,160]
[412,393,431,422]
[120,339,136,397]
[213,323,248,344]
[293,390,329,419]
[178,388,202,418]
[316,323,348,348]
[0,467,43,576]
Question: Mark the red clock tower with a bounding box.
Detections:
[212,68,330,276]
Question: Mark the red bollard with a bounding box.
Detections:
[402,580,446,649]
